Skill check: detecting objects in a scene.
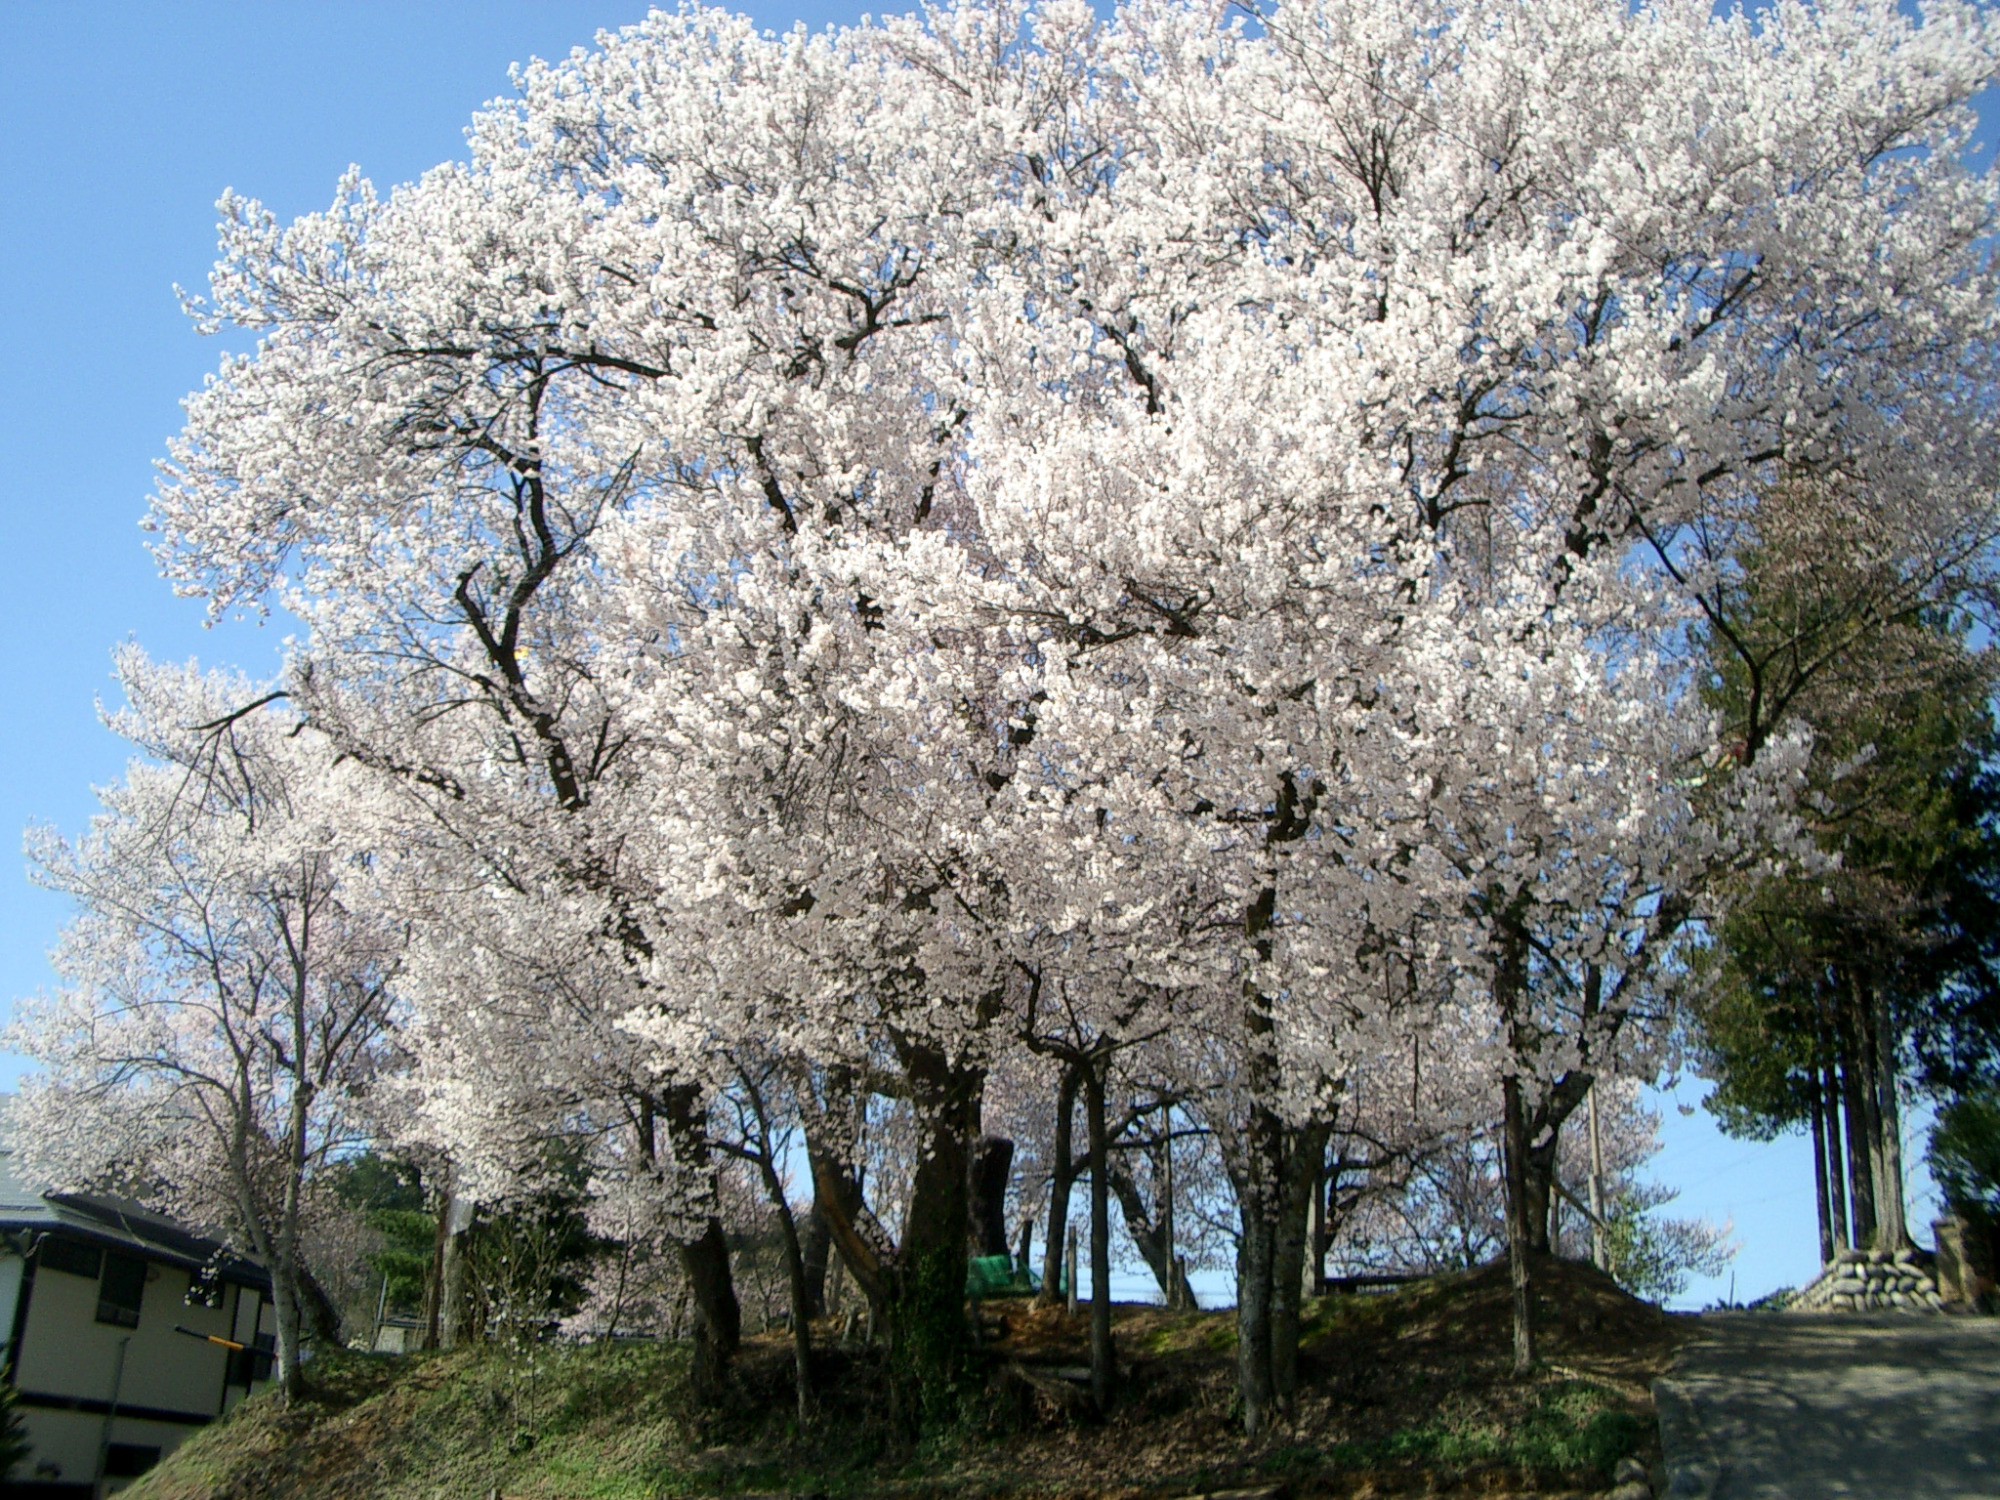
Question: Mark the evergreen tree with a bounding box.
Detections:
[1695,558,2000,1258]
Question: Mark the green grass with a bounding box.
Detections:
[126,1338,948,1500]
[128,1261,1669,1500]
[1292,1379,1642,1481]
[124,1343,724,1500]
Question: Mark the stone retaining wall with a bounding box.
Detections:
[1790,1247,1945,1312]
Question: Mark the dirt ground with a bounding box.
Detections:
[932,1258,1691,1499]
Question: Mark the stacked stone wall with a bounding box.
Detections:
[1790,1246,1944,1312]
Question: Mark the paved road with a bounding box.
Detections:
[1654,1312,2000,1499]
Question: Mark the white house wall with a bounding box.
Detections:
[10,1250,262,1491]
[15,1407,200,1495]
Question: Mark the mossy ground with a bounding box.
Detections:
[125,1258,1684,1500]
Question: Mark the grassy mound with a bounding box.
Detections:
[127,1257,1683,1500]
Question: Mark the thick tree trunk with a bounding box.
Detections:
[438,1192,472,1349]
[1081,1059,1115,1412]
[1838,1016,1879,1248]
[1270,1120,1328,1410]
[678,1222,739,1397]
[887,1039,982,1427]
[1523,1121,1559,1256]
[1501,1072,1536,1375]
[1036,1062,1081,1309]
[1871,987,1909,1251]
[269,1256,305,1404]
[804,1134,878,1293]
[1222,1111,1331,1421]
[1230,1105,1284,1436]
[1232,793,1320,1432]
[800,1206,833,1318]
[799,1064,876,1319]
[969,1135,1015,1259]
[1518,1071,1595,1256]
[1493,912,1536,1375]
[1853,980,1889,1252]
[655,1086,741,1398]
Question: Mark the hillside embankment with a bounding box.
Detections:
[125,1259,1687,1500]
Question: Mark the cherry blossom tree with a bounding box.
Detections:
[135,0,2000,1427]
[10,651,402,1401]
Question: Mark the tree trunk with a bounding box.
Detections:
[269,1253,305,1404]
[1036,1061,1081,1309]
[800,1206,833,1318]
[421,1176,450,1351]
[804,1134,882,1319]
[1106,1158,1197,1311]
[1809,1073,1834,1266]
[1522,1123,1556,1258]
[1270,1120,1328,1411]
[752,1154,815,1420]
[657,1085,742,1398]
[678,1221,740,1397]
[1163,1125,1194,1311]
[438,1191,472,1350]
[969,1135,1015,1259]
[799,1065,878,1320]
[1820,1053,1850,1252]
[1587,1084,1608,1271]
[1501,1072,1536,1375]
[1308,1150,1330,1298]
[1517,1072,1596,1256]
[1224,1111,1325,1425]
[1838,1009,1879,1248]
[271,1088,308,1401]
[1230,1105,1283,1436]
[887,1039,981,1428]
[1871,986,1909,1251]
[1081,1057,1115,1413]
[1853,978,1888,1252]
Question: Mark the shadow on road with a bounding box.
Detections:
[1656,1312,2000,1500]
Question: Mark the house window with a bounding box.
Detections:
[38,1237,102,1280]
[184,1271,223,1309]
[104,1443,161,1478]
[226,1333,275,1385]
[96,1252,146,1328]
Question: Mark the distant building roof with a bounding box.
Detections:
[0,1095,270,1291]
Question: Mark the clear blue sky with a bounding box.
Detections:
[0,1,1973,1310]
